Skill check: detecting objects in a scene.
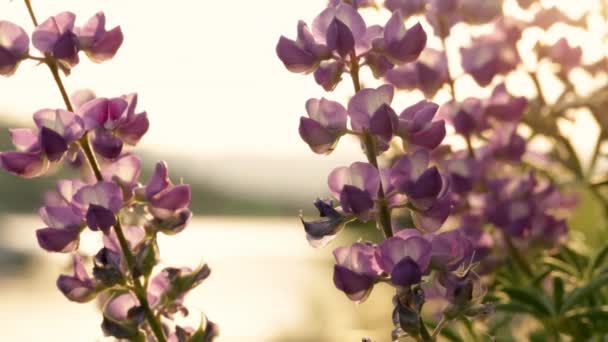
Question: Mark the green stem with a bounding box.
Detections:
[23,1,167,340]
[430,316,449,340]
[349,52,393,238]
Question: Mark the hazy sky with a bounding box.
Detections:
[0,0,602,199]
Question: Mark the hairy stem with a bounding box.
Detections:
[23,1,167,340]
[349,52,393,238]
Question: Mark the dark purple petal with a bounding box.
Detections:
[347,85,394,131]
[384,19,427,65]
[143,161,170,199]
[391,257,422,287]
[411,196,451,232]
[92,131,123,159]
[333,264,376,302]
[299,117,338,154]
[33,109,85,142]
[36,227,80,252]
[149,185,192,220]
[86,204,117,233]
[314,60,345,91]
[306,98,348,131]
[376,235,431,274]
[32,12,76,53]
[340,184,374,218]
[369,104,397,142]
[0,21,29,76]
[73,181,124,214]
[409,120,446,149]
[430,230,472,271]
[312,4,367,44]
[407,166,443,203]
[0,151,46,178]
[485,84,527,122]
[276,36,318,73]
[40,126,68,162]
[326,18,355,57]
[56,254,96,303]
[86,26,123,63]
[302,199,345,248]
[328,162,380,199]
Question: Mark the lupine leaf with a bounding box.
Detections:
[561,273,608,312]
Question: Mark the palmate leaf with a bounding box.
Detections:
[590,243,608,273]
[561,273,608,312]
[500,287,553,317]
[542,257,578,277]
[564,306,608,334]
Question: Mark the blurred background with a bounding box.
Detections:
[0,0,604,341]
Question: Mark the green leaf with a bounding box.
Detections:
[494,303,541,316]
[561,272,608,312]
[590,244,608,273]
[553,277,564,312]
[439,326,464,342]
[501,287,553,317]
[418,317,432,342]
[542,257,578,276]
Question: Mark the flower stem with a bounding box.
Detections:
[349,52,393,238]
[430,316,448,340]
[22,2,167,341]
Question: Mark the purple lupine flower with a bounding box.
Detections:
[36,205,83,253]
[459,0,502,25]
[372,11,426,65]
[484,84,527,123]
[299,98,347,154]
[347,84,397,139]
[76,12,123,63]
[384,0,426,18]
[0,109,84,178]
[484,175,536,236]
[532,7,587,30]
[376,229,431,287]
[485,124,526,161]
[79,94,149,158]
[312,4,369,55]
[385,48,449,98]
[314,60,345,91]
[396,100,446,149]
[101,153,142,200]
[333,242,382,302]
[0,21,30,76]
[425,0,461,38]
[328,162,380,220]
[444,154,479,194]
[276,21,330,73]
[428,230,472,271]
[460,20,522,87]
[436,268,485,307]
[458,215,493,261]
[537,38,582,73]
[57,254,97,302]
[411,195,452,233]
[137,161,192,221]
[390,149,446,210]
[301,199,346,248]
[147,264,211,317]
[32,12,80,69]
[438,98,486,137]
[73,181,124,233]
[328,0,377,9]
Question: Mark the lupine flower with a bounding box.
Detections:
[390,149,451,231]
[444,154,479,194]
[73,181,124,233]
[0,20,29,76]
[32,12,80,68]
[147,264,211,317]
[484,84,527,123]
[328,162,380,220]
[428,230,472,271]
[57,254,97,302]
[425,0,461,38]
[314,60,345,90]
[36,205,84,252]
[328,0,377,9]
[372,11,426,65]
[137,161,192,222]
[396,100,446,149]
[458,215,494,261]
[347,85,398,150]
[299,98,347,154]
[333,242,382,302]
[460,20,521,87]
[301,199,346,248]
[532,7,587,30]
[376,229,431,287]
[79,94,149,159]
[101,153,142,200]
[0,109,84,178]
[438,98,486,137]
[384,0,426,18]
[385,48,449,98]
[537,38,582,73]
[276,21,330,73]
[459,0,502,25]
[485,124,526,161]
[436,268,485,311]
[312,4,369,55]
[77,12,123,63]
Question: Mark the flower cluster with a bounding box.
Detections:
[278,0,595,340]
[0,4,216,342]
